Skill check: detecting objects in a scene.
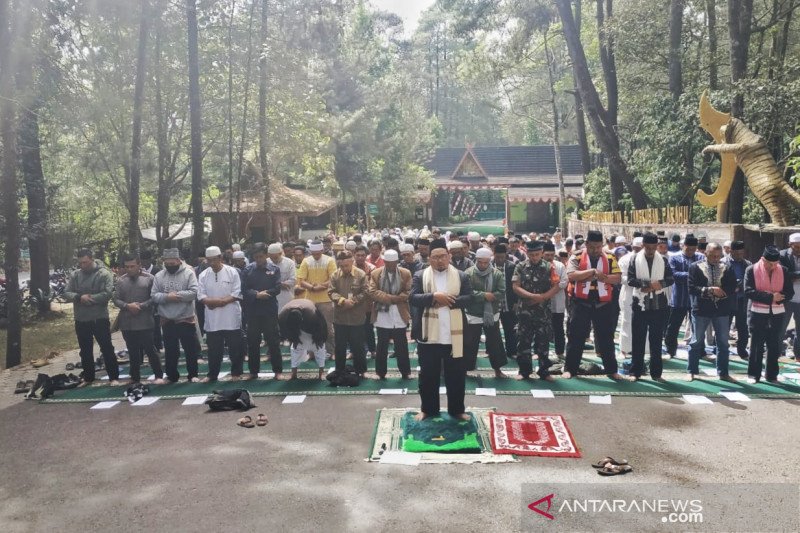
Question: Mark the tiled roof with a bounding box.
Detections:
[426,145,585,178]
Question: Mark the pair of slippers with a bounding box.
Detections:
[592,457,633,476]
[14,380,35,394]
[65,362,83,371]
[237,414,268,428]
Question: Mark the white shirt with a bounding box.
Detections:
[434,269,451,344]
[198,264,242,332]
[374,270,407,329]
[269,255,297,310]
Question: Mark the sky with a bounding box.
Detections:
[370,0,436,36]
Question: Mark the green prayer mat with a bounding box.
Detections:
[401,412,481,453]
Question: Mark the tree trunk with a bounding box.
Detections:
[16,9,50,315]
[544,32,566,233]
[1,0,22,367]
[226,0,236,243]
[595,0,623,208]
[154,16,169,252]
[571,1,592,176]
[128,0,149,253]
[668,0,684,100]
[236,0,257,220]
[187,0,205,257]
[727,0,754,223]
[557,0,650,208]
[259,0,271,239]
[706,0,718,89]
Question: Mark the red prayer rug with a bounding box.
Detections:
[489,413,581,457]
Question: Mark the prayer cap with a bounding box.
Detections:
[448,241,464,250]
[790,233,800,244]
[475,248,493,259]
[731,241,745,251]
[763,245,780,261]
[468,232,480,241]
[615,235,627,244]
[494,244,507,254]
[587,230,603,243]
[309,240,324,252]
[163,248,180,259]
[205,246,222,258]
[632,237,644,247]
[267,243,282,254]
[232,251,245,259]
[683,234,699,246]
[643,232,658,244]
[399,243,414,253]
[429,238,447,252]
[542,242,556,252]
[526,241,544,252]
[383,250,399,262]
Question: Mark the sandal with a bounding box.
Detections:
[66,362,75,371]
[237,416,255,428]
[14,381,27,394]
[256,413,268,426]
[598,464,633,476]
[591,457,629,469]
[31,358,51,368]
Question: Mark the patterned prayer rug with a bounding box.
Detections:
[367,408,517,464]
[489,412,581,458]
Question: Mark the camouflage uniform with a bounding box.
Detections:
[512,259,555,378]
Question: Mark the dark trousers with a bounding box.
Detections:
[418,343,466,417]
[664,307,689,355]
[206,329,243,379]
[464,322,507,371]
[334,323,367,374]
[246,312,282,375]
[121,329,163,382]
[376,327,410,378]
[153,314,163,350]
[565,303,618,375]
[730,298,749,357]
[748,312,783,381]
[499,310,518,356]
[551,312,566,356]
[75,318,119,381]
[195,301,206,336]
[162,321,200,382]
[630,308,667,379]
[363,314,376,353]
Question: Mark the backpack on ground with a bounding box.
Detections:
[326,365,360,387]
[204,389,255,411]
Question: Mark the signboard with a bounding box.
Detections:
[510,202,527,223]
[368,204,379,215]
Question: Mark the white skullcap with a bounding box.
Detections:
[448,241,464,250]
[345,240,356,251]
[232,251,245,259]
[615,235,627,244]
[723,240,732,248]
[267,243,282,254]
[383,250,399,262]
[308,241,324,252]
[475,248,493,260]
[632,237,643,247]
[790,233,800,244]
[399,243,414,253]
[205,246,222,258]
[468,231,480,241]
[231,244,241,251]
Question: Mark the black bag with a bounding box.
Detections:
[125,383,150,403]
[51,373,81,391]
[26,373,54,400]
[204,389,255,411]
[326,365,360,387]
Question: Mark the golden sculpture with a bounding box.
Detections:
[699,90,800,226]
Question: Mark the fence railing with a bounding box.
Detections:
[580,206,690,225]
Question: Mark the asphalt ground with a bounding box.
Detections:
[2,388,800,532]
